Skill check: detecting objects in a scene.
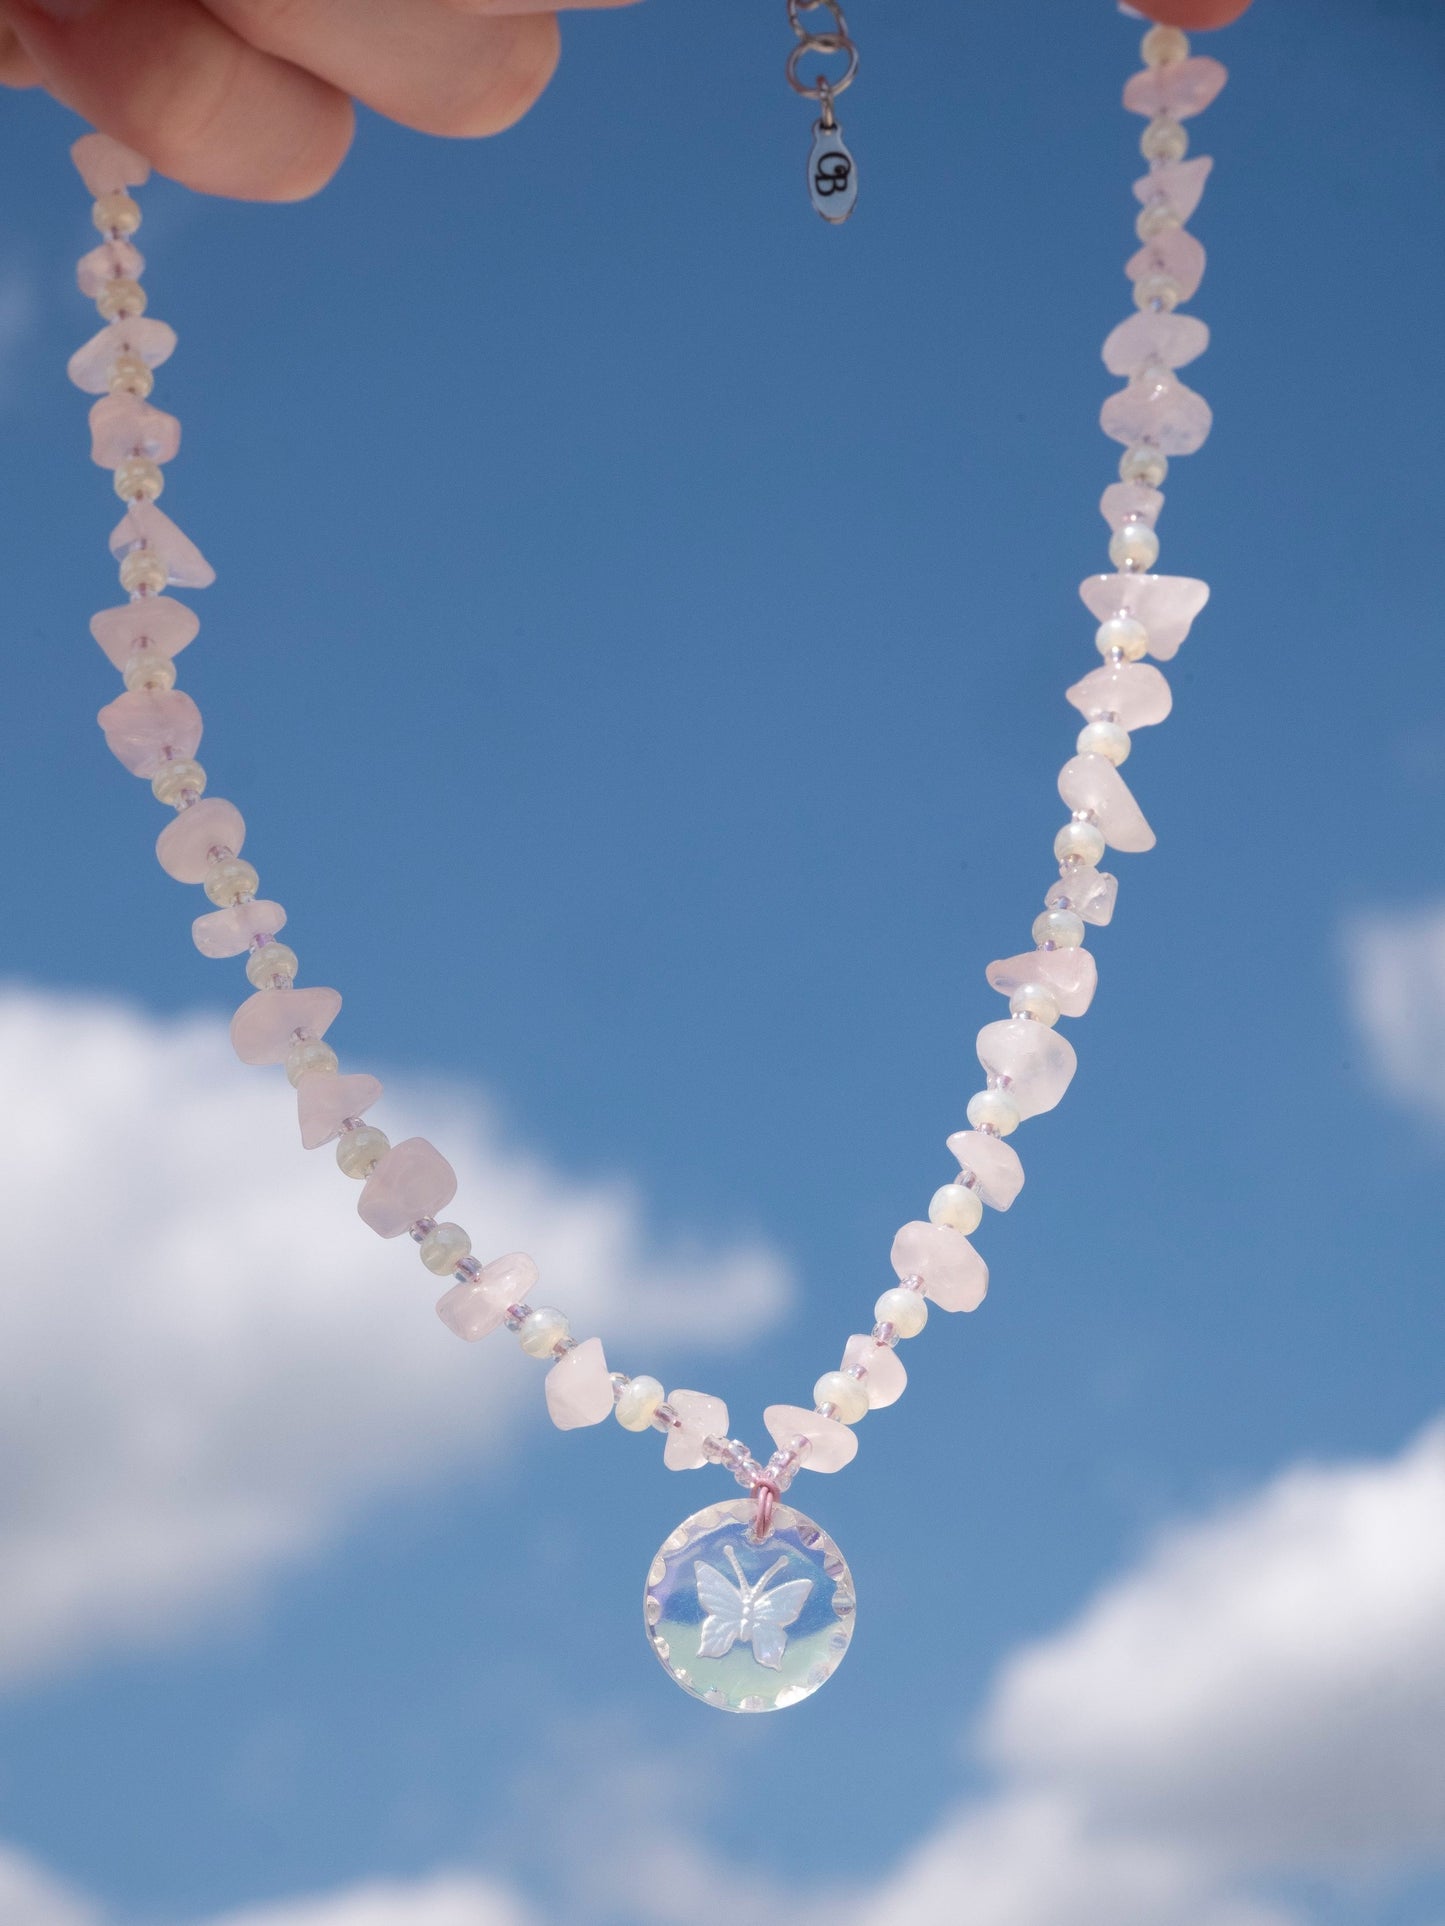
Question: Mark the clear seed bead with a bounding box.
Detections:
[245,942,299,989]
[1142,23,1189,65]
[1032,907,1086,949]
[1140,115,1188,164]
[122,646,175,692]
[1055,818,1107,865]
[96,277,146,321]
[336,1125,390,1179]
[203,857,259,907]
[615,1374,665,1431]
[1109,521,1159,572]
[1008,983,1061,1026]
[874,1285,928,1338]
[1076,719,1132,765]
[928,1181,984,1233]
[1096,615,1149,662]
[114,456,163,503]
[1135,199,1181,241]
[152,757,205,805]
[92,192,141,236]
[285,1038,338,1086]
[1134,272,1183,313]
[109,352,154,399]
[1119,444,1168,488]
[419,1222,473,1276]
[518,1307,570,1358]
[120,549,168,595]
[966,1087,1021,1137]
[813,1371,869,1424]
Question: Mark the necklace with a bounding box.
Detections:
[62,15,1226,1715]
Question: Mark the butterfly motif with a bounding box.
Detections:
[694,1543,814,1671]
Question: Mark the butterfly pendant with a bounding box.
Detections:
[693,1543,814,1671]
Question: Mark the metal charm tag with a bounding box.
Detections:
[808,119,858,224]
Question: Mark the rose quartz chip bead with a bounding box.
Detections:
[1067,661,1172,731]
[1101,368,1212,456]
[1124,55,1227,120]
[662,1390,730,1469]
[1047,866,1117,928]
[1058,752,1155,853]
[77,240,144,298]
[1102,311,1208,378]
[1132,156,1213,224]
[841,1333,906,1408]
[109,503,214,589]
[546,1337,615,1430]
[91,598,199,670]
[946,1129,1024,1210]
[763,1405,857,1473]
[976,1018,1078,1120]
[987,946,1098,1018]
[1099,482,1164,532]
[192,900,287,956]
[89,394,180,468]
[890,1220,988,1313]
[156,798,244,881]
[358,1137,457,1238]
[231,986,342,1066]
[296,1070,383,1149]
[1079,573,1209,660]
[69,318,177,394]
[1127,228,1206,303]
[437,1251,538,1341]
[71,132,151,196]
[97,689,201,775]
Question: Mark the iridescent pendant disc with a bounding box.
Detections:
[644,1498,855,1712]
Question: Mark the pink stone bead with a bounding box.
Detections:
[1133,156,1214,224]
[545,1337,615,1430]
[976,1018,1078,1121]
[358,1136,458,1238]
[191,900,287,958]
[436,1251,538,1341]
[71,132,152,196]
[1127,229,1206,303]
[1058,753,1155,854]
[763,1405,857,1473]
[841,1333,906,1409]
[1079,572,1209,661]
[68,318,177,394]
[1047,867,1118,928]
[109,503,214,590]
[945,1129,1025,1210]
[1102,310,1209,378]
[97,689,202,776]
[1066,661,1173,731]
[91,597,199,670]
[230,986,342,1067]
[297,1070,384,1149]
[77,239,144,298]
[890,1220,989,1313]
[986,946,1098,1019]
[1101,370,1212,457]
[1123,55,1227,121]
[89,394,180,468]
[1099,482,1164,533]
[156,798,244,882]
[663,1389,730,1470]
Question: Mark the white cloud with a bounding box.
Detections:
[0,987,788,1687]
[0,1844,100,1926]
[201,1876,534,1926]
[1345,904,1445,1126]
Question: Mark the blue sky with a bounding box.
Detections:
[2,2,1445,1923]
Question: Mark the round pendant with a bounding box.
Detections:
[644,1498,855,1712]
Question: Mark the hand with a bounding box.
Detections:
[0,0,637,201]
[1141,0,1254,25]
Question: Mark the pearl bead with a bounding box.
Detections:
[1142,23,1189,65]
[285,1038,338,1086]
[1119,444,1168,488]
[928,1181,983,1233]
[518,1307,570,1358]
[119,549,168,595]
[1140,115,1188,164]
[420,1221,473,1275]
[152,758,205,806]
[1134,272,1182,313]
[1096,615,1149,662]
[814,1370,869,1424]
[1054,818,1106,865]
[96,277,146,321]
[1109,521,1159,573]
[1032,907,1085,949]
[615,1374,665,1431]
[874,1285,928,1338]
[245,941,299,989]
[114,456,163,503]
[92,192,141,236]
[336,1125,390,1179]
[966,1087,1021,1137]
[203,857,259,907]
[109,353,154,399]
[1008,982,1061,1026]
[1077,719,1131,765]
[123,646,175,692]
[1135,199,1180,242]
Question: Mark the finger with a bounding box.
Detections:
[0,21,39,81]
[202,0,560,140]
[2,0,354,198]
[1138,0,1253,25]
[446,0,639,13]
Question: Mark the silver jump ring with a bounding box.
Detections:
[785,34,860,100]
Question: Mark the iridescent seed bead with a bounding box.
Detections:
[813,1371,869,1424]
[203,857,259,907]
[1055,818,1106,865]
[929,1180,984,1233]
[152,758,206,806]
[114,456,163,503]
[285,1038,338,1086]
[1008,982,1061,1026]
[1077,719,1131,765]
[1096,615,1149,662]
[123,646,175,692]
[1033,906,1086,949]
[614,1374,665,1431]
[966,1087,1021,1137]
[1119,444,1168,488]
[873,1285,928,1338]
[1140,115,1188,164]
[1135,199,1180,242]
[245,942,299,989]
[120,549,168,595]
[109,353,154,399]
[1134,272,1182,313]
[419,1222,472,1275]
[518,1307,570,1358]
[1109,521,1158,572]
[336,1125,390,1179]
[96,278,146,321]
[92,192,141,236]
[1141,23,1189,65]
